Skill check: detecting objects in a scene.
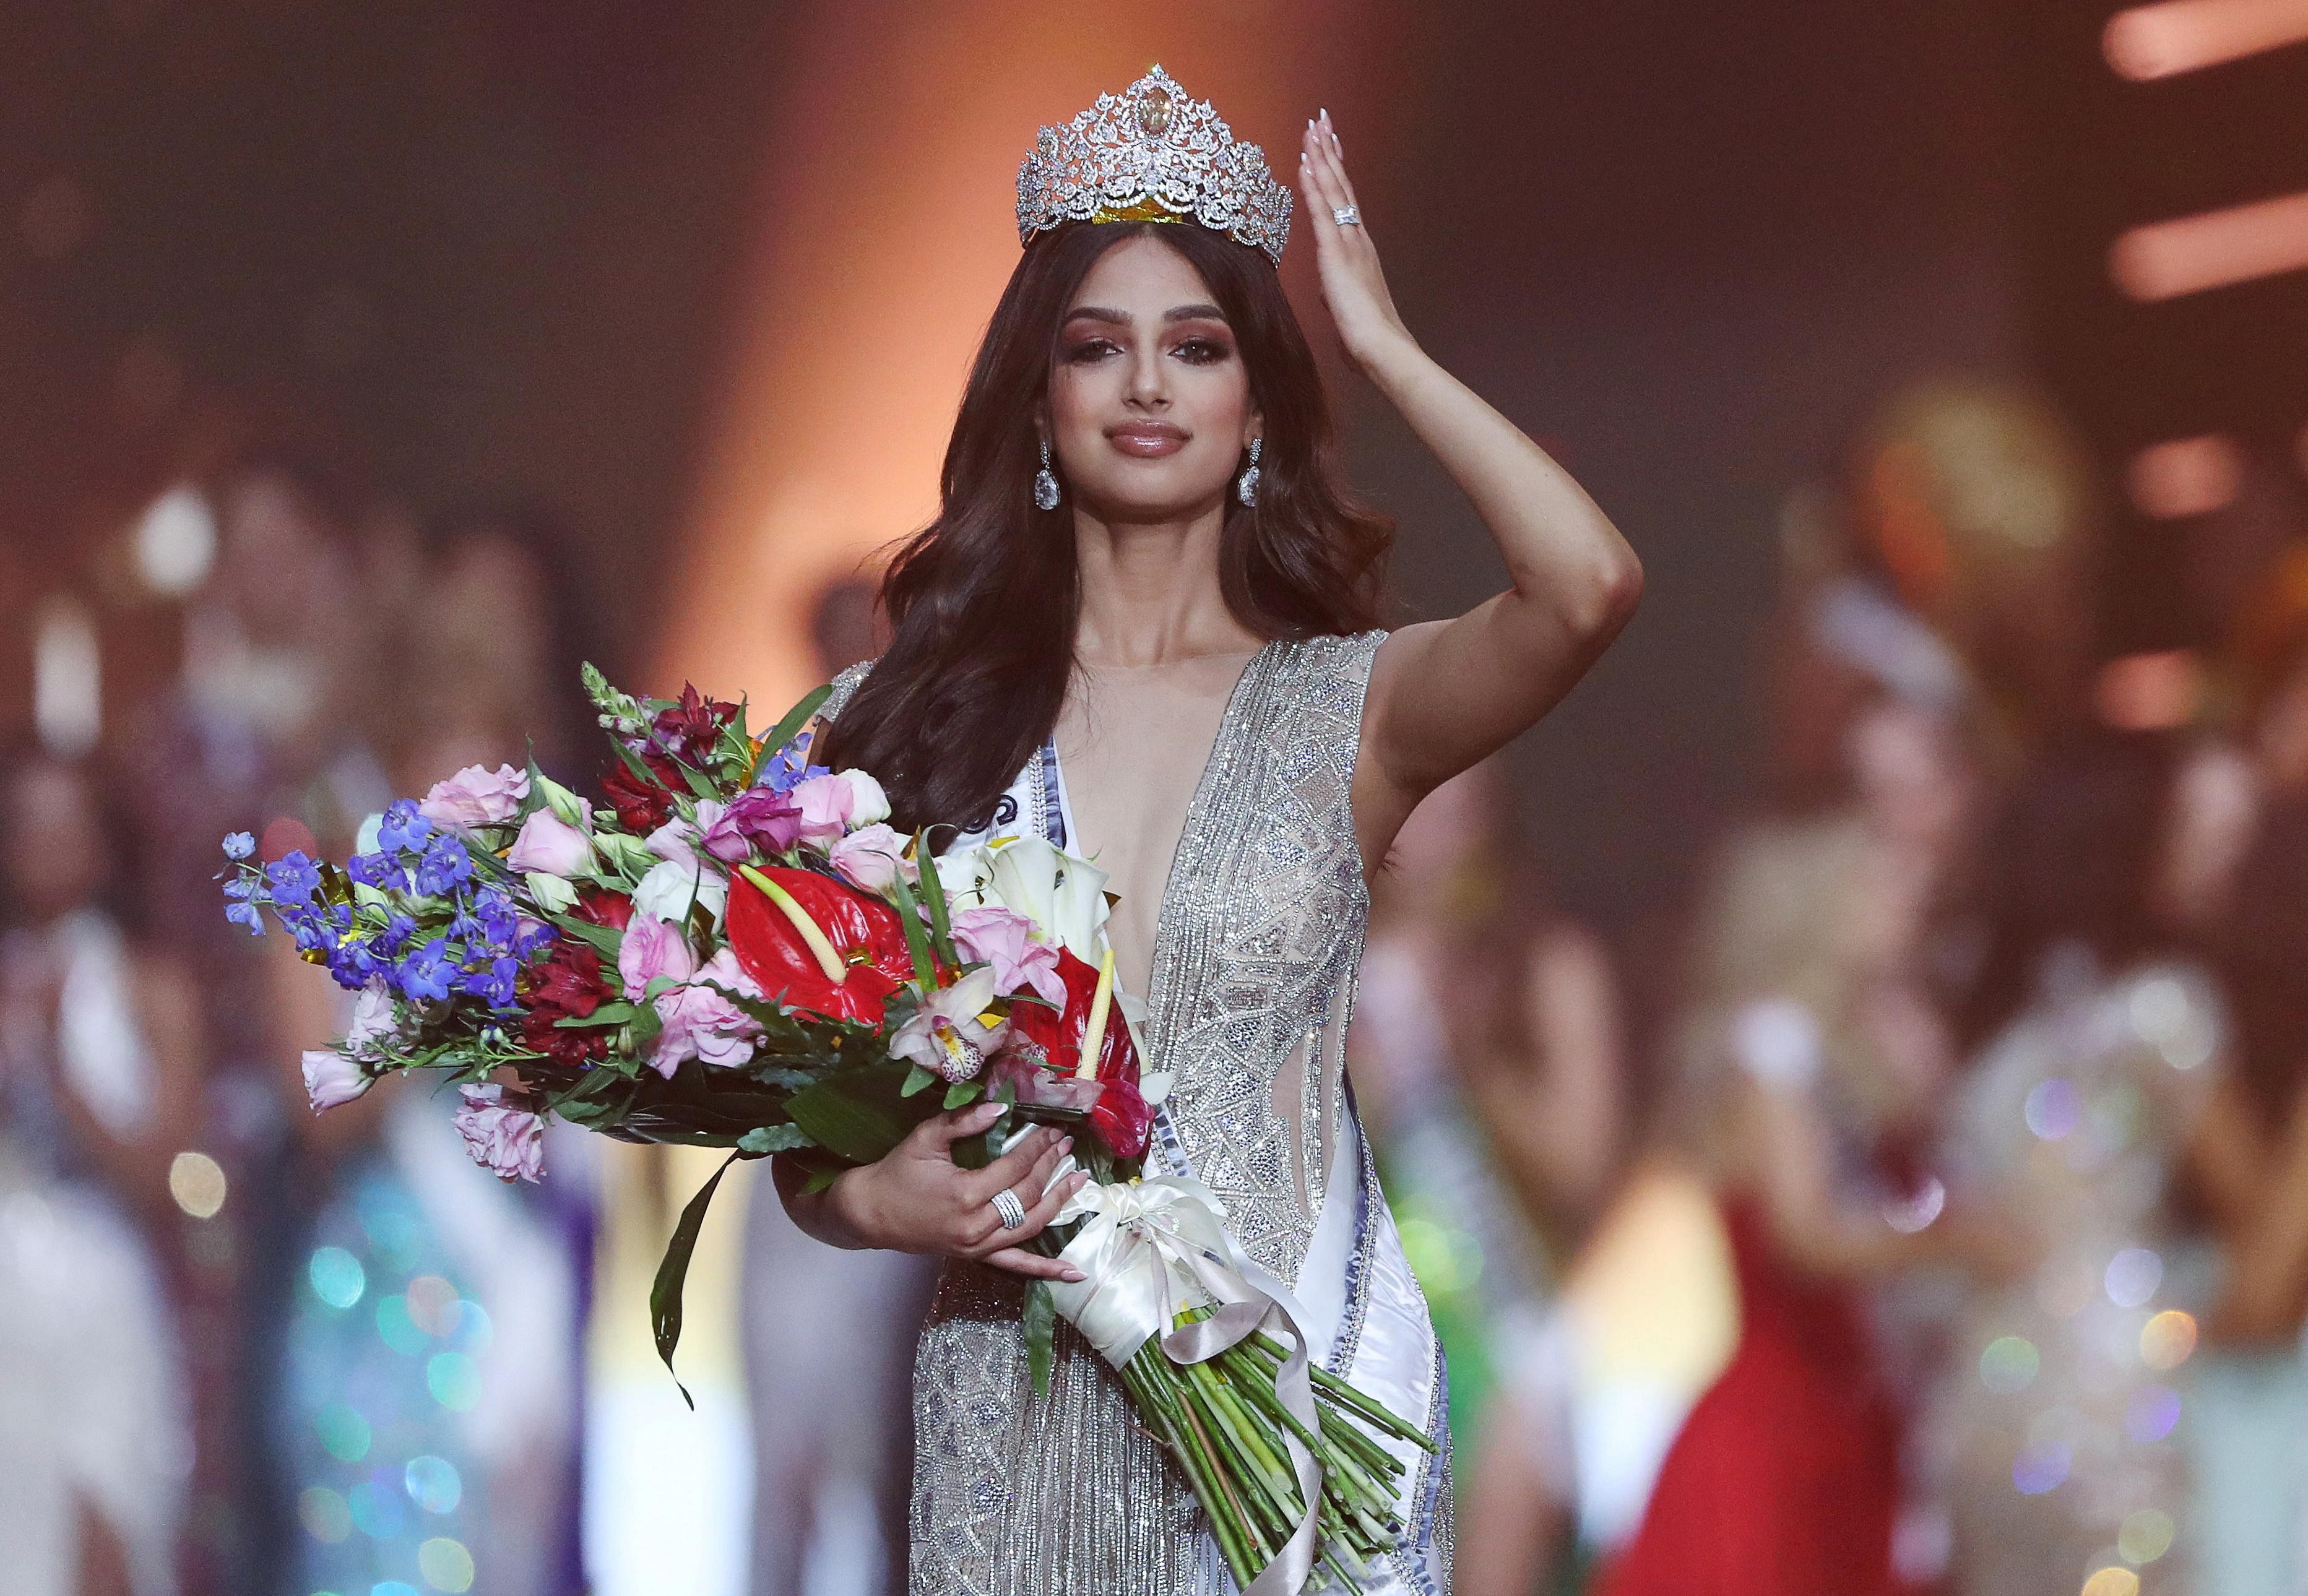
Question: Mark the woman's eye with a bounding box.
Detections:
[1063,338,1120,363]
[1172,337,1232,365]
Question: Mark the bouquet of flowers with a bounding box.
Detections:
[222,666,1429,1592]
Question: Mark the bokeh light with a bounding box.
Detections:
[313,1401,372,1464]
[168,1150,228,1219]
[347,1478,407,1541]
[2081,1566,2141,1596]
[406,1275,463,1338]
[309,1246,368,1311]
[426,1352,481,1411]
[2013,1438,2073,1494]
[2025,1078,2081,1140]
[2119,1508,2176,1563]
[2104,1247,2163,1308]
[404,1455,462,1515]
[297,1486,353,1543]
[1979,1335,2041,1394]
[2124,1384,2182,1442]
[376,1294,429,1357]
[417,1537,476,1593]
[2139,1309,2198,1370]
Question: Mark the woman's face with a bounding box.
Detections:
[1048,233,1260,524]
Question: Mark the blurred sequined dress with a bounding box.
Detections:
[1921,951,2220,1596]
[823,634,1454,1596]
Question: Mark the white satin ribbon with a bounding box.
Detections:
[1046,1176,1325,1595]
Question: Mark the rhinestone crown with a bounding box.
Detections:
[1016,66,1293,265]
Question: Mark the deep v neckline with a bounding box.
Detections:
[1050,641,1273,1014]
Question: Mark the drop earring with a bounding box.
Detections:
[1235,437,1262,506]
[1034,438,1061,511]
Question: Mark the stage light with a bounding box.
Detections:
[2110,188,2308,301]
[33,596,100,757]
[2104,0,2308,82]
[132,483,217,595]
[2124,434,2241,518]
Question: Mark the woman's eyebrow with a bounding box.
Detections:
[1164,302,1227,323]
[1063,306,1130,326]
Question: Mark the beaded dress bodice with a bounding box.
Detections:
[820,633,1420,1595]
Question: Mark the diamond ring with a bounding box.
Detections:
[1333,205,1361,227]
[990,1188,1027,1230]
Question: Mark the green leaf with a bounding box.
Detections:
[548,913,626,962]
[784,1062,922,1164]
[675,757,722,803]
[943,1080,982,1110]
[759,684,834,768]
[651,1151,742,1408]
[738,1123,814,1155]
[553,1001,639,1030]
[1024,1280,1057,1399]
[899,1063,938,1098]
[882,868,938,990]
[914,827,960,970]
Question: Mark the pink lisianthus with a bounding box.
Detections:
[506,809,594,876]
[342,978,402,1060]
[417,763,530,832]
[952,905,1066,1006]
[452,1084,546,1183]
[708,786,803,858]
[792,769,890,844]
[618,913,698,1001]
[829,823,917,894]
[652,949,764,1074]
[645,801,725,871]
[301,1048,371,1113]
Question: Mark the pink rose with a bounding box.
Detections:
[828,823,915,894]
[618,913,698,1001]
[953,905,1066,1005]
[417,764,530,832]
[506,809,594,876]
[301,1048,371,1113]
[452,1084,546,1183]
[792,769,891,844]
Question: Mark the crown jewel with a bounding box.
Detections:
[1016,66,1293,265]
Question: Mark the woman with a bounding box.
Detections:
[772,69,1640,1595]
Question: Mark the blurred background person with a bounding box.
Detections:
[1350,762,1630,1596]
[0,748,204,1596]
[740,574,932,1596]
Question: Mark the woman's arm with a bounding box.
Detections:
[1296,114,1644,843]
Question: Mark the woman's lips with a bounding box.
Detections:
[1104,422,1190,458]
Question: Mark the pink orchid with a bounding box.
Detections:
[618,913,698,1002]
[506,809,594,876]
[891,967,1008,1082]
[301,1048,371,1113]
[418,763,530,832]
[952,905,1066,1006]
[792,769,891,843]
[829,822,917,894]
[452,1084,546,1182]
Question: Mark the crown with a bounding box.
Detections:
[1016,66,1293,265]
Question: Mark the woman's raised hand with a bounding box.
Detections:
[1299,110,1414,374]
[829,1102,1089,1281]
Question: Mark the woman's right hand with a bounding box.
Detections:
[829,1102,1089,1281]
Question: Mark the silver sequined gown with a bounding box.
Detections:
[822,634,1453,1596]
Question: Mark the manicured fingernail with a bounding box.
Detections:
[1059,1136,1074,1153]
[1063,1268,1086,1282]
[975,1102,1002,1123]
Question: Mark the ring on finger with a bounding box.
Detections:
[1333,205,1362,227]
[989,1188,1027,1230]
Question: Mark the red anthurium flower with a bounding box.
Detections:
[1005,947,1139,1083]
[726,866,914,1025]
[1089,1071,1154,1160]
[572,887,634,930]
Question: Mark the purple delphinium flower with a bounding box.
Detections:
[374,912,417,959]
[225,900,265,935]
[413,834,474,897]
[756,730,829,795]
[377,800,433,856]
[222,831,256,860]
[395,939,456,1003]
[460,955,522,1011]
[347,850,403,890]
[266,851,322,906]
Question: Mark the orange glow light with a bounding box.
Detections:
[2104,0,2308,82]
[2111,189,2308,301]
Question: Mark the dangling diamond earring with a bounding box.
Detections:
[1033,438,1061,511]
[1236,437,1262,507]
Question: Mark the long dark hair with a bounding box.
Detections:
[821,220,1391,832]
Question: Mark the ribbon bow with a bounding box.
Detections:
[1048,1175,1326,1596]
